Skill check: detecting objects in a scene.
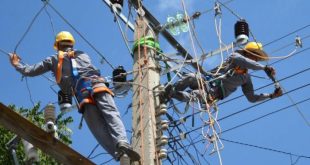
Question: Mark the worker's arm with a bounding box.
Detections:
[241,76,270,103]
[10,53,53,77]
[230,53,266,70]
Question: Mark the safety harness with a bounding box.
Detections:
[206,61,248,101]
[233,66,248,75]
[56,50,114,112]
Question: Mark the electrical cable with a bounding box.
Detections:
[14,2,48,53]
[99,157,114,165]
[87,143,100,158]
[169,95,310,153]
[220,138,310,159]
[111,6,134,57]
[25,77,35,107]
[167,65,310,128]
[89,152,110,160]
[180,1,224,164]
[168,82,310,142]
[282,88,310,127]
[0,48,10,56]
[221,97,310,134]
[44,5,56,37]
[216,0,242,20]
[264,24,310,47]
[10,1,55,106]
[174,107,212,165]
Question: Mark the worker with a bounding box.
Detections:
[9,31,140,161]
[165,42,283,104]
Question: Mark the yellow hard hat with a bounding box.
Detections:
[54,31,75,50]
[244,42,268,61]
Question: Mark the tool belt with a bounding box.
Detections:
[75,76,114,113]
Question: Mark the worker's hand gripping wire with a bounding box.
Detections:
[264,66,283,98]
[9,53,21,67]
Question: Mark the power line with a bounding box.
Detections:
[166,44,310,119]
[221,97,310,134]
[264,24,310,47]
[168,82,310,142]
[14,2,48,53]
[216,0,243,20]
[47,2,115,69]
[168,94,310,153]
[218,82,310,122]
[168,64,310,125]
[220,138,310,159]
[87,143,100,159]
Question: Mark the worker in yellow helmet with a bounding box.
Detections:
[164,41,283,104]
[10,31,140,162]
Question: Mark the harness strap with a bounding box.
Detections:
[70,57,114,111]
[56,50,75,84]
[93,86,114,96]
[234,66,248,75]
[56,51,65,84]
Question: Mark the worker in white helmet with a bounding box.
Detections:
[10,31,140,162]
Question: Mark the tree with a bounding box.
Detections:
[0,103,73,164]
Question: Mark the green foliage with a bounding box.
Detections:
[0,103,74,164]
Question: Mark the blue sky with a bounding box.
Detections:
[1,0,310,165]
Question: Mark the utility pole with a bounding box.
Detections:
[131,8,165,164]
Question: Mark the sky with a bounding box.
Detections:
[0,0,310,165]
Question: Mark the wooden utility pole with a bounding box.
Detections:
[131,13,164,165]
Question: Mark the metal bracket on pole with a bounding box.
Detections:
[102,0,135,31]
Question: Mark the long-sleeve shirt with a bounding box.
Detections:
[14,50,101,95]
[217,52,270,102]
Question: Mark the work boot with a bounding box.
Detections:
[159,84,175,103]
[116,141,140,162]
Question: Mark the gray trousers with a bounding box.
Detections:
[83,92,128,159]
[173,73,205,102]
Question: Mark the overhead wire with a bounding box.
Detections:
[99,157,114,165]
[14,2,48,53]
[44,4,56,37]
[166,50,310,137]
[220,138,310,159]
[168,82,310,142]
[216,0,242,20]
[11,1,55,106]
[282,88,310,127]
[180,1,224,164]
[264,24,310,47]
[47,2,115,69]
[173,105,212,165]
[111,6,134,57]
[87,143,100,159]
[221,96,310,134]
[168,87,310,152]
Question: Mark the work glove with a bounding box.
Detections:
[264,66,276,80]
[9,53,21,67]
[270,87,283,99]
